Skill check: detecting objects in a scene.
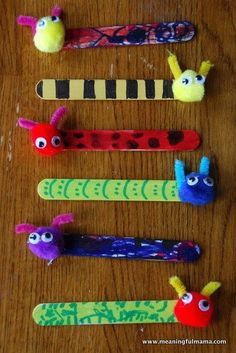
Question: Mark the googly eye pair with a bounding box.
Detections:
[28,232,53,244]
[186,176,214,187]
[35,136,61,149]
[181,75,205,86]
[37,16,60,29]
[181,293,210,311]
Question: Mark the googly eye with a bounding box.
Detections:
[51,16,60,23]
[41,232,53,243]
[181,76,193,85]
[203,177,214,187]
[28,232,40,245]
[37,18,47,29]
[187,176,199,186]
[181,292,193,304]
[195,75,206,84]
[51,136,61,147]
[198,299,210,311]
[35,137,47,149]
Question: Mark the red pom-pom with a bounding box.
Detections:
[174,291,214,328]
[31,123,64,156]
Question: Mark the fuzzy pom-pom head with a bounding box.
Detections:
[31,123,64,156]
[27,226,64,261]
[178,171,215,206]
[174,291,214,328]
[172,69,206,102]
[34,16,65,53]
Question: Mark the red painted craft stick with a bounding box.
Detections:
[18,107,201,156]
[64,21,195,50]
[62,129,200,152]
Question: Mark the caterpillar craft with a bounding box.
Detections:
[33,276,221,328]
[15,214,201,264]
[36,53,213,103]
[17,5,195,54]
[38,157,215,206]
[18,107,201,156]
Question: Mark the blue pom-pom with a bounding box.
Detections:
[175,157,215,206]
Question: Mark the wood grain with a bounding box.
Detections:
[0,0,235,352]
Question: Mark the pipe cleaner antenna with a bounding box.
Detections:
[198,60,214,77]
[169,276,187,297]
[18,118,38,130]
[201,281,221,296]
[50,106,67,127]
[51,213,74,227]
[16,16,38,35]
[199,156,210,175]
[15,224,37,233]
[175,159,186,190]
[51,5,63,17]
[167,52,182,79]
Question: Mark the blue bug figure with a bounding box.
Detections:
[175,156,215,206]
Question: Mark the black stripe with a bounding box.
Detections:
[106,80,116,99]
[84,80,95,99]
[126,80,138,99]
[36,81,43,97]
[162,80,174,98]
[145,80,155,99]
[55,80,70,99]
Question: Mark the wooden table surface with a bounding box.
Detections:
[0,0,235,352]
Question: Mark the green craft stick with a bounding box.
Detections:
[33,300,177,326]
[38,179,180,201]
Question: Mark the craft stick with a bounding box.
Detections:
[15,214,201,264]
[33,300,177,326]
[32,276,221,328]
[38,179,179,202]
[64,21,195,50]
[18,107,201,156]
[37,156,215,206]
[36,52,213,103]
[17,6,195,53]
[63,235,201,262]
[36,79,174,100]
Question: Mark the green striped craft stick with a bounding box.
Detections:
[33,300,177,326]
[38,179,180,201]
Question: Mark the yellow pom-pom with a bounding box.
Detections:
[172,69,205,102]
[33,16,65,53]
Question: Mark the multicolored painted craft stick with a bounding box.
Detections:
[15,214,201,264]
[18,107,201,156]
[36,53,213,103]
[33,276,221,328]
[17,6,195,53]
[37,157,215,206]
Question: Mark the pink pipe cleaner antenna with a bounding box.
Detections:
[18,118,38,130]
[51,5,62,17]
[52,213,74,227]
[50,106,67,127]
[16,16,38,35]
[15,224,37,234]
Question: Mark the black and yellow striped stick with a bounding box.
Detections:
[36,79,174,100]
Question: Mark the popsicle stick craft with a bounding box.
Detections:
[15,213,201,265]
[18,107,201,156]
[17,5,195,53]
[36,53,213,103]
[38,157,215,206]
[33,276,221,328]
